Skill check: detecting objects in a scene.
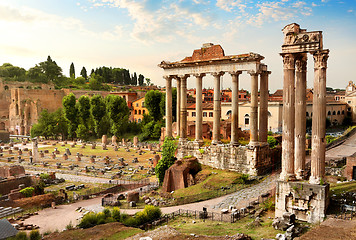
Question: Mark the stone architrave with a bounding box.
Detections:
[32,138,39,163]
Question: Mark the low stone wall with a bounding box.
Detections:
[0,176,32,195]
[0,131,10,143]
[177,140,281,176]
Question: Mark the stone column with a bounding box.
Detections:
[310,50,329,185]
[180,75,189,139]
[230,71,242,145]
[295,54,307,180]
[194,73,205,143]
[248,71,259,145]
[165,76,173,138]
[212,72,224,144]
[259,71,270,144]
[176,77,181,136]
[280,53,296,181]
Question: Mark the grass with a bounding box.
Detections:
[330,180,356,196]
[102,228,143,240]
[171,165,250,199]
[168,211,284,239]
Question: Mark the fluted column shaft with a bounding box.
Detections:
[259,71,270,143]
[249,71,259,145]
[195,73,205,142]
[176,78,181,136]
[281,53,296,181]
[165,76,173,138]
[310,50,329,184]
[180,75,188,139]
[295,54,307,180]
[212,72,224,144]
[231,71,242,145]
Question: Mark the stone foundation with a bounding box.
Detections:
[177,139,281,176]
[275,181,329,223]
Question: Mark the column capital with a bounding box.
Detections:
[295,53,308,72]
[211,71,225,77]
[312,49,329,69]
[260,70,271,76]
[229,71,242,76]
[193,73,206,78]
[178,74,190,80]
[247,70,260,76]
[163,75,174,81]
[280,53,295,70]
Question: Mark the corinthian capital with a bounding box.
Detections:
[281,53,295,70]
[212,72,224,78]
[313,50,329,69]
[295,54,307,72]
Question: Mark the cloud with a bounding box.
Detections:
[216,0,243,12]
[347,9,353,13]
[0,4,36,22]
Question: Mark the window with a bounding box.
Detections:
[143,110,145,114]
[142,101,145,107]
[306,112,309,117]
[342,110,345,115]
[209,112,213,117]
[136,103,139,107]
[135,110,137,114]
[332,111,336,115]
[337,111,340,115]
[138,119,142,123]
[192,112,196,117]
[348,101,352,104]
[139,110,141,114]
[327,111,331,115]
[244,114,249,125]
[203,112,207,117]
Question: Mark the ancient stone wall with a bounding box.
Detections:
[275,181,329,223]
[344,155,356,180]
[0,176,32,195]
[177,141,281,176]
[0,165,25,178]
[0,131,10,142]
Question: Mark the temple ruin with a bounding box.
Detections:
[275,23,330,223]
[159,43,280,176]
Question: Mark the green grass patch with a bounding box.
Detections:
[330,181,356,195]
[169,211,284,239]
[102,228,143,240]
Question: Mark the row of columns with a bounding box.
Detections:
[165,70,270,146]
[280,50,329,184]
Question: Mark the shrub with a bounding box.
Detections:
[234,174,249,184]
[78,212,99,229]
[39,173,50,179]
[267,136,278,148]
[29,230,41,240]
[261,197,275,211]
[20,187,34,198]
[111,207,121,221]
[66,221,74,230]
[103,208,111,218]
[155,138,177,184]
[143,205,162,221]
[9,232,28,240]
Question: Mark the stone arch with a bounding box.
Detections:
[306,112,309,117]
[268,111,272,117]
[226,110,232,118]
[4,85,9,90]
[332,111,336,115]
[337,110,340,115]
[327,111,331,116]
[244,114,249,125]
[0,122,5,130]
[342,110,345,115]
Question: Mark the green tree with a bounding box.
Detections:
[145,90,163,121]
[155,138,177,184]
[106,95,130,137]
[76,124,89,141]
[27,65,46,83]
[138,74,144,86]
[62,93,78,138]
[38,56,63,82]
[0,63,26,81]
[146,78,151,86]
[70,62,75,79]
[80,66,88,80]
[132,72,137,85]
[77,95,91,127]
[90,95,107,137]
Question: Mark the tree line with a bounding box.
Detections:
[30,89,177,142]
[0,56,149,90]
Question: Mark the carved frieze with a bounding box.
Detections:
[284,31,322,46]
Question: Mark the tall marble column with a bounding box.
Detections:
[249,71,259,145]
[281,53,296,181]
[212,72,224,144]
[230,71,242,145]
[176,78,181,136]
[165,76,173,138]
[295,54,307,180]
[195,73,205,143]
[259,71,270,143]
[310,50,329,185]
[180,75,189,139]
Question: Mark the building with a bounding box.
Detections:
[132,97,148,123]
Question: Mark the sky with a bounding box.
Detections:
[0,0,355,92]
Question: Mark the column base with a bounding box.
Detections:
[295,169,305,180]
[279,172,296,182]
[309,175,325,185]
[193,139,204,147]
[211,140,222,145]
[248,141,260,147]
[275,181,329,223]
[230,141,240,146]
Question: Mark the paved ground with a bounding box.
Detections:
[326,131,356,160]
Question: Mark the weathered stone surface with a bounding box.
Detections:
[0,165,25,178]
[127,192,139,203]
[162,157,201,192]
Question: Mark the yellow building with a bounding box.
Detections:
[132,97,148,123]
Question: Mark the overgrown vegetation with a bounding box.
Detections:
[78,206,162,229]
[8,230,41,240]
[155,138,177,184]
[19,187,35,198]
